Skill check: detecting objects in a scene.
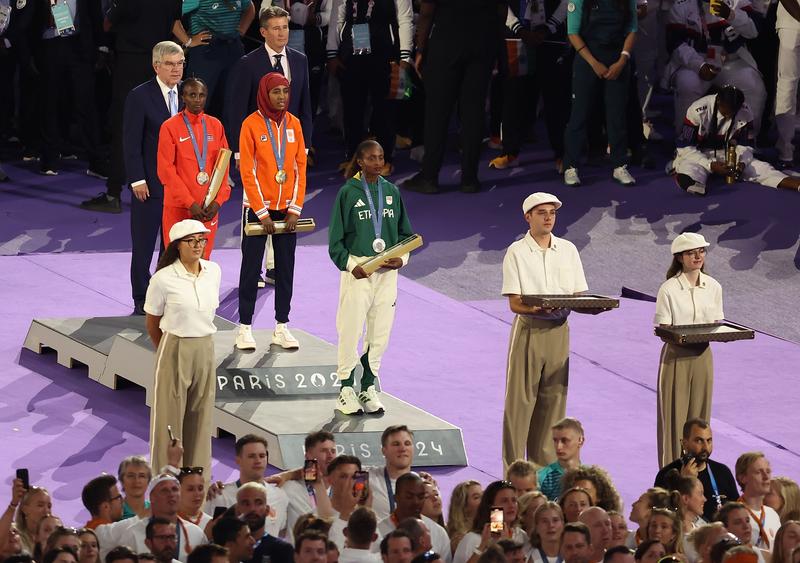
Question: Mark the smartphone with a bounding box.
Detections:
[167,425,175,443]
[304,459,318,483]
[213,506,228,519]
[16,468,30,490]
[353,470,369,500]
[490,507,504,534]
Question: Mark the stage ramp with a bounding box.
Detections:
[23,316,467,469]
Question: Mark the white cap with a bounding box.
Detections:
[522,192,562,213]
[145,473,180,498]
[169,219,210,243]
[670,232,710,254]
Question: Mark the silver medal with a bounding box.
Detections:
[372,238,386,253]
[197,171,209,185]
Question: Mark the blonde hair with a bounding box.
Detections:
[447,480,481,539]
[552,417,585,437]
[688,522,725,554]
[507,460,539,481]
[646,508,684,554]
[772,521,800,563]
[15,487,51,553]
[734,452,766,490]
[527,501,563,548]
[773,478,800,523]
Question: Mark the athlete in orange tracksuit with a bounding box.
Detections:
[157,77,231,258]
[235,72,307,352]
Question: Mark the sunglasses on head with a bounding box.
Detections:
[179,466,204,477]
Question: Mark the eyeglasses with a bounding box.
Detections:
[109,494,123,502]
[181,238,208,247]
[179,466,204,476]
[159,60,186,69]
[682,248,707,257]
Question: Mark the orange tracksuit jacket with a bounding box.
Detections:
[239,110,307,219]
[157,110,231,257]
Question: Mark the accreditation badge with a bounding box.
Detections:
[286,129,295,143]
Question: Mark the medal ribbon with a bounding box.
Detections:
[737,497,770,548]
[359,172,384,248]
[182,113,208,179]
[264,115,287,179]
[538,549,563,563]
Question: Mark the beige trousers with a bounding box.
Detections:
[150,333,216,475]
[657,342,713,467]
[502,316,570,470]
[335,265,398,381]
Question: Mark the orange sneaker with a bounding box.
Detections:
[395,135,412,150]
[380,162,394,176]
[489,154,519,169]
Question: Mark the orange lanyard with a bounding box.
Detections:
[737,497,769,548]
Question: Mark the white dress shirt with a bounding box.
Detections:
[265,43,292,82]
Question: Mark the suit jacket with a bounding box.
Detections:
[123,78,180,199]
[226,44,313,154]
[246,533,294,563]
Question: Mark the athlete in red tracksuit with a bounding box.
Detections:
[158,77,231,258]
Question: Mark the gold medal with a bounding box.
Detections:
[275,169,287,184]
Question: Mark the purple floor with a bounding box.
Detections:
[2,247,798,525]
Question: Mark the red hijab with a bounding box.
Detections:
[257,72,290,124]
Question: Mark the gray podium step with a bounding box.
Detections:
[23,316,467,469]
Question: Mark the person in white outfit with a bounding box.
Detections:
[774,0,800,167]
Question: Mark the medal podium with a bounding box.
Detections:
[22,315,468,469]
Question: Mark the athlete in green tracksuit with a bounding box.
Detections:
[328,140,414,416]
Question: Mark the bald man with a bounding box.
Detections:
[578,507,612,563]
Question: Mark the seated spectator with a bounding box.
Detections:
[377,474,450,563]
[294,532,329,563]
[579,507,612,563]
[670,88,800,196]
[688,523,727,563]
[341,508,380,562]
[560,522,593,563]
[43,547,79,563]
[604,546,634,563]
[33,516,63,562]
[82,476,124,529]
[232,483,293,563]
[562,467,622,513]
[447,482,483,556]
[527,502,565,563]
[497,539,525,563]
[178,467,211,532]
[118,456,153,520]
[628,490,681,548]
[187,544,229,563]
[422,484,445,530]
[633,540,666,563]
[772,522,800,563]
[142,517,181,563]
[560,489,593,524]
[735,453,782,551]
[518,493,548,539]
[644,509,683,555]
[16,486,52,554]
[206,435,288,537]
[539,419,585,502]
[453,481,527,563]
[662,470,708,531]
[608,512,628,549]
[766,479,800,523]
[380,531,414,563]
[211,518,255,563]
[77,528,100,563]
[105,546,138,563]
[507,462,539,498]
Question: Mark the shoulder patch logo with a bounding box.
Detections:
[355,199,366,208]
[385,195,393,205]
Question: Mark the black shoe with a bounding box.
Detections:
[132,303,146,316]
[401,172,439,194]
[265,269,276,284]
[0,167,9,183]
[80,192,121,214]
[460,180,481,193]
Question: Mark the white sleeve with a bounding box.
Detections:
[266,483,289,537]
[395,0,414,61]
[727,0,758,38]
[317,0,332,27]
[326,0,346,57]
[143,274,167,316]
[572,248,589,293]
[453,534,481,563]
[501,246,522,296]
[653,284,673,325]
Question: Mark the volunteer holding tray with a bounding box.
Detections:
[654,232,723,468]
[500,192,610,472]
[328,140,415,417]
[236,72,307,352]
[157,77,231,258]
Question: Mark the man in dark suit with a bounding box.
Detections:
[226,5,313,166]
[124,40,184,315]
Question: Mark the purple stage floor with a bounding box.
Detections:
[2,247,798,526]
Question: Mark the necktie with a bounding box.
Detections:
[168,89,178,116]
[273,54,285,75]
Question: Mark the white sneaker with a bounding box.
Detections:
[686,183,706,196]
[564,167,581,186]
[613,165,636,186]
[235,325,256,350]
[358,385,385,414]
[335,387,364,415]
[272,324,299,349]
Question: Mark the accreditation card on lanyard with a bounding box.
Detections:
[706,463,723,510]
[359,173,385,253]
[352,0,375,54]
[50,0,76,35]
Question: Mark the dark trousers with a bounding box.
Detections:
[339,54,397,162]
[537,45,572,160]
[186,39,244,118]
[239,209,296,325]
[38,36,103,169]
[108,51,154,198]
[395,68,425,145]
[587,56,644,157]
[564,45,630,169]
[421,41,493,184]
[306,26,327,118]
[500,74,537,156]
[0,44,16,137]
[130,195,164,306]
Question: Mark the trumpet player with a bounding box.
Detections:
[670,85,800,196]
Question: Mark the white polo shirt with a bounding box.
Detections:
[501,232,588,321]
[144,259,222,337]
[204,479,289,538]
[340,547,382,563]
[653,272,724,326]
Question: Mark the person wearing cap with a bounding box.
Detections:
[561,0,638,187]
[671,87,800,197]
[158,77,231,258]
[654,232,723,467]
[144,219,223,478]
[501,192,605,470]
[236,72,307,353]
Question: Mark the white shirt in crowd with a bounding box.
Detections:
[118,517,207,563]
[340,547,382,563]
[376,515,452,563]
[367,465,396,522]
[454,529,529,563]
[95,518,138,562]
[144,259,222,337]
[502,233,588,321]
[528,548,562,563]
[653,272,724,326]
[282,478,317,539]
[265,43,292,83]
[204,480,290,537]
[746,504,781,551]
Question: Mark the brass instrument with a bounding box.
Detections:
[244,218,317,236]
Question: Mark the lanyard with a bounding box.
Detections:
[384,467,396,514]
[538,549,563,563]
[182,112,208,175]
[360,173,384,244]
[352,0,375,21]
[738,497,769,548]
[264,115,287,173]
[705,464,721,509]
